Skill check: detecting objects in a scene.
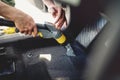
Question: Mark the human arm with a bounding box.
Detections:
[0,1,37,37]
[42,0,67,30]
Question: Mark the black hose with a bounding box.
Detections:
[0,18,15,27]
[0,18,47,30]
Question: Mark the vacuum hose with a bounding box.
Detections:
[0,18,66,44]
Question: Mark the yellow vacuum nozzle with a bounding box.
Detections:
[56,34,66,44]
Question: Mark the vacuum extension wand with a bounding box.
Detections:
[0,18,66,45]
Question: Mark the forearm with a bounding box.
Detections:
[0,1,17,21]
[42,0,55,8]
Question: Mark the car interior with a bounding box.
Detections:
[0,0,120,80]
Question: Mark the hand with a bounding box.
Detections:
[13,10,37,37]
[48,5,67,30]
[0,1,37,37]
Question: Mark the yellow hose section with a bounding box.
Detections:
[38,32,43,37]
[3,27,16,34]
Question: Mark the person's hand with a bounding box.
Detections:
[13,10,37,37]
[48,5,67,30]
[0,1,37,37]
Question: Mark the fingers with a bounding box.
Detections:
[27,26,32,35]
[16,20,38,37]
[48,7,56,18]
[54,9,67,29]
[48,6,67,30]
[23,28,28,35]
[32,25,38,37]
[16,23,38,37]
[55,12,65,29]
[19,27,29,35]
[54,8,62,24]
[56,20,67,30]
[23,26,37,37]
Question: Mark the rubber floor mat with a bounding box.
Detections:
[76,15,107,48]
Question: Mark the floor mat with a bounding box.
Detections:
[22,46,82,80]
